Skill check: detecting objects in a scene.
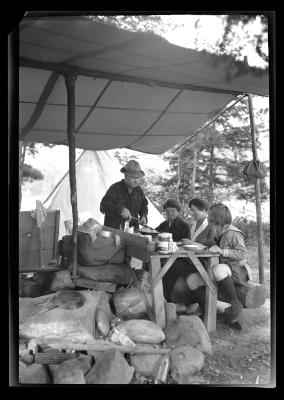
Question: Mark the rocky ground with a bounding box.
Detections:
[133,267,273,386]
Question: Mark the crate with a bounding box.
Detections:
[19,210,60,271]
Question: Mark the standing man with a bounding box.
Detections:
[100,160,148,231]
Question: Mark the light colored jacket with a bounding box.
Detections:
[218,225,253,280]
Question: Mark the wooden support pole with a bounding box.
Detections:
[247,94,265,284]
[149,255,166,329]
[64,70,79,280]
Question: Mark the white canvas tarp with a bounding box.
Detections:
[19,16,269,155]
[44,150,164,238]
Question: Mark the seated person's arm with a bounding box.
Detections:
[221,232,247,260]
[210,232,247,260]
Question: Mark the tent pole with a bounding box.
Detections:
[64,70,79,280]
[247,94,265,284]
[43,151,85,205]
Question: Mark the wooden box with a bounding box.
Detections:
[102,225,150,262]
[19,210,60,271]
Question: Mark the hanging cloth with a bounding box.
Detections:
[191,216,208,242]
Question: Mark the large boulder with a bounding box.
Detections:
[77,353,93,375]
[170,345,205,384]
[164,315,212,356]
[85,349,134,384]
[113,319,165,344]
[236,305,270,331]
[52,359,85,384]
[19,361,51,384]
[112,287,152,320]
[129,354,163,378]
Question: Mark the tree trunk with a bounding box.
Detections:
[247,94,265,284]
[176,151,182,204]
[190,145,197,198]
[208,144,215,203]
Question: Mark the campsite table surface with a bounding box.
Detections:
[147,249,220,332]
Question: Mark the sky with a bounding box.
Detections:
[20,15,270,221]
[160,14,268,69]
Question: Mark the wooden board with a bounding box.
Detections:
[186,251,217,295]
[102,225,149,262]
[149,255,166,329]
[75,277,117,293]
[19,210,60,271]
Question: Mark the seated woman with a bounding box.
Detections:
[155,198,190,242]
[185,203,253,323]
[181,198,215,246]
[162,198,219,315]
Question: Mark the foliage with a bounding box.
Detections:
[161,96,269,213]
[233,216,270,247]
[25,142,55,158]
[88,14,178,36]
[219,14,268,64]
[22,164,44,183]
[113,150,137,167]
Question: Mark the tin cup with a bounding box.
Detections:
[144,235,152,243]
[157,241,169,251]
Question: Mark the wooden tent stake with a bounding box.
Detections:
[64,70,79,280]
[247,94,265,284]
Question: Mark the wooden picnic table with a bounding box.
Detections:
[148,249,220,332]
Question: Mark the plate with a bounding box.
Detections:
[183,244,205,251]
[158,250,171,255]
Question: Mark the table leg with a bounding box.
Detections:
[204,256,219,332]
[149,255,166,329]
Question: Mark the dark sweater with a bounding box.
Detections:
[100,180,148,230]
[155,216,190,242]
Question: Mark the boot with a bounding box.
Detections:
[230,299,244,323]
[217,276,243,323]
[189,286,206,320]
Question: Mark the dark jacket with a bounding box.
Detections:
[100,180,148,230]
[155,216,190,242]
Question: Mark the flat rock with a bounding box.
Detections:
[129,354,163,378]
[164,315,212,356]
[85,349,134,384]
[114,319,165,344]
[19,361,51,384]
[52,359,85,384]
[170,345,204,384]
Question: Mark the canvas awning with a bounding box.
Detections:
[19,15,269,154]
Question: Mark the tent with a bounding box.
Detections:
[18,15,269,154]
[44,150,164,238]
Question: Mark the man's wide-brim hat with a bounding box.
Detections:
[120,160,145,178]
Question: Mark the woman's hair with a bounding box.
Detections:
[188,198,209,211]
[208,203,232,227]
[163,198,181,212]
